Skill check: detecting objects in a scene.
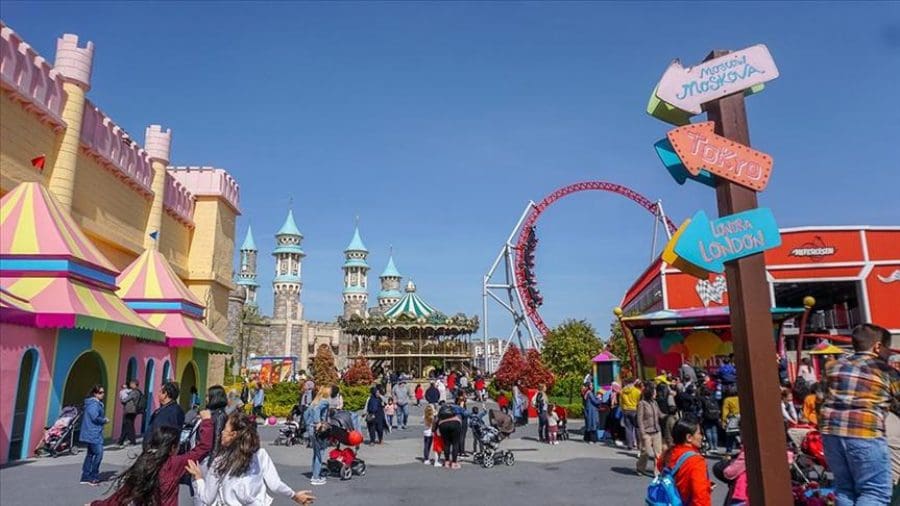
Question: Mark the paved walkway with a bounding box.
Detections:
[0,401,727,505]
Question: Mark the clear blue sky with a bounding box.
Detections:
[5,2,898,337]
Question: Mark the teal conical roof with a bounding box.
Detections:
[344,226,367,253]
[276,210,303,237]
[380,255,401,278]
[240,225,257,251]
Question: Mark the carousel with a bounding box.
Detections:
[340,281,479,377]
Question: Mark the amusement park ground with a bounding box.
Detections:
[0,402,728,505]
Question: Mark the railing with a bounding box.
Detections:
[349,341,471,357]
[79,100,154,196]
[0,21,67,129]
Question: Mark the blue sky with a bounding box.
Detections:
[5,2,898,338]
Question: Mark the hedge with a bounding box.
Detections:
[225,382,373,419]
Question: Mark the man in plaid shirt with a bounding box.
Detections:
[820,324,899,506]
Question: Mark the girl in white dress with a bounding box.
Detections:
[186,412,314,505]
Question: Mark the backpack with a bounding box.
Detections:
[437,404,456,421]
[134,390,146,413]
[702,397,721,422]
[646,451,697,506]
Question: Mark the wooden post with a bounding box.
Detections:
[703,50,792,504]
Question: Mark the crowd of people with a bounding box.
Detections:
[574,323,899,505]
[67,323,900,506]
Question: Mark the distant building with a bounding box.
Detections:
[473,338,509,373]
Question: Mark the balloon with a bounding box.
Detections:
[347,430,364,446]
[267,416,277,426]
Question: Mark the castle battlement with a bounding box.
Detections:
[53,33,93,88]
[0,21,67,129]
[79,100,155,197]
[168,166,241,213]
[163,172,195,226]
[144,124,172,163]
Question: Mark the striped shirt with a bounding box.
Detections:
[820,352,900,439]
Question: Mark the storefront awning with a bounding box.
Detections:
[0,276,165,341]
[621,306,804,329]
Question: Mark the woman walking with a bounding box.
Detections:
[80,385,109,486]
[636,383,663,477]
[582,383,602,444]
[303,386,331,486]
[365,386,386,445]
[89,411,212,506]
[186,412,314,505]
[656,418,713,506]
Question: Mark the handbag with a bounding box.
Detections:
[725,414,741,434]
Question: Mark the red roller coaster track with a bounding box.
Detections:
[513,181,678,336]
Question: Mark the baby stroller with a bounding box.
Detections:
[318,409,366,480]
[553,405,570,441]
[788,425,831,488]
[35,406,81,457]
[471,409,516,468]
[274,404,306,447]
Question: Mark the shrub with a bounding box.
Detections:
[552,373,584,404]
[521,349,555,391]
[494,346,526,390]
[312,345,340,386]
[343,356,374,386]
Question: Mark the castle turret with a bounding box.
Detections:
[342,225,369,318]
[47,34,94,211]
[272,210,304,322]
[378,253,403,310]
[235,225,259,305]
[143,124,172,249]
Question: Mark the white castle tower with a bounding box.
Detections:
[342,225,369,318]
[378,252,403,310]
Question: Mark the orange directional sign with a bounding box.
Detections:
[667,121,773,192]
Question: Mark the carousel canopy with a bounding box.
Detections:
[383,280,436,319]
[340,280,478,337]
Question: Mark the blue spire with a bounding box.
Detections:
[240,225,257,251]
[344,226,368,253]
[381,255,401,278]
[276,210,303,237]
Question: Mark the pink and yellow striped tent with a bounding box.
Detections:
[117,249,230,354]
[0,182,164,341]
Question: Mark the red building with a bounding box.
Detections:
[618,226,899,378]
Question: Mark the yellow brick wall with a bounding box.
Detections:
[0,91,57,194]
[159,212,192,277]
[186,197,237,339]
[71,154,150,257]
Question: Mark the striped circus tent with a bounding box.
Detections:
[117,249,231,353]
[383,280,437,319]
[0,182,164,340]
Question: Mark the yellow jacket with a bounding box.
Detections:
[722,395,740,425]
[620,385,641,412]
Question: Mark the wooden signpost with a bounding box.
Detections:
[667,121,774,191]
[673,208,781,273]
[655,44,779,114]
[649,47,793,504]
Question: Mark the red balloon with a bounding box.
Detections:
[347,430,364,446]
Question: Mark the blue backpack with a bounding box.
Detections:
[645,451,697,506]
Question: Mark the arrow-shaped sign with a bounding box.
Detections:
[667,122,773,192]
[662,218,714,279]
[655,44,779,115]
[647,84,767,125]
[673,208,781,273]
[654,138,716,188]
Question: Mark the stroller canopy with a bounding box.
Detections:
[489,409,515,435]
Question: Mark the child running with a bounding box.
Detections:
[385,398,396,431]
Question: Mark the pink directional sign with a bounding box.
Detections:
[655,44,779,115]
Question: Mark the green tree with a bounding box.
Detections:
[542,320,602,402]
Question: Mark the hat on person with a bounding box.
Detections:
[654,374,670,385]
